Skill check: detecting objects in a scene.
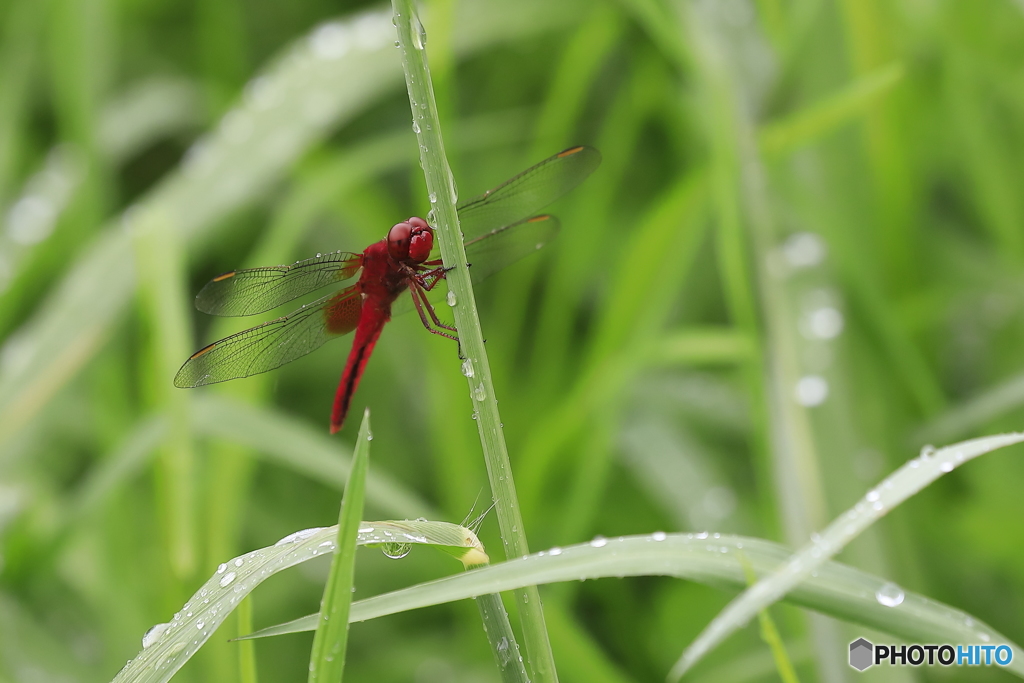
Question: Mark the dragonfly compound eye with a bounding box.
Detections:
[406,217,433,263]
[387,222,413,260]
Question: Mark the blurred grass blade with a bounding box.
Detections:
[69,414,166,520]
[99,78,203,163]
[0,0,46,202]
[739,556,799,683]
[238,532,1022,679]
[759,62,905,157]
[669,432,1024,680]
[189,393,433,518]
[914,372,1024,445]
[130,204,197,578]
[308,409,370,683]
[651,326,754,367]
[111,519,485,683]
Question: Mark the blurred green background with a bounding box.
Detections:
[2,0,1024,681]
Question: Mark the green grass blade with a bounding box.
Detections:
[239,532,1022,679]
[308,409,370,683]
[476,592,531,683]
[759,63,905,157]
[110,519,486,683]
[189,394,433,518]
[669,432,1024,679]
[390,1,558,681]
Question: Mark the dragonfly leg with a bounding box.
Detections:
[410,283,459,341]
[415,262,460,292]
[415,266,448,292]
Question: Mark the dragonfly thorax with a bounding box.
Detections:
[387,216,433,263]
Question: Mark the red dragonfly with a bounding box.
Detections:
[174,146,600,433]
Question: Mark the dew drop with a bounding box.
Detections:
[940,461,954,472]
[865,489,880,503]
[590,536,608,548]
[875,582,905,607]
[652,531,667,541]
[142,623,170,649]
[196,619,206,629]
[548,547,562,556]
[219,571,237,588]
[920,444,936,459]
[275,527,324,546]
[460,358,474,378]
[412,14,427,49]
[428,191,437,203]
[473,383,486,401]
[217,563,227,574]
[381,542,411,559]
[496,636,511,665]
[412,122,421,134]
[447,290,457,307]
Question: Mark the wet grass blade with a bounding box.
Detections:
[307,409,371,683]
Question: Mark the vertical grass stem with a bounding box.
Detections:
[390,1,558,680]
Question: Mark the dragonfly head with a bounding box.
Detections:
[387,217,433,263]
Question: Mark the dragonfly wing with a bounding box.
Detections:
[196,251,362,316]
[464,214,560,284]
[456,146,600,241]
[174,287,362,387]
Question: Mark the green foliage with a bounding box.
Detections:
[3,0,1024,682]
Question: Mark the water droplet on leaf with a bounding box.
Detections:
[381,543,411,559]
[875,582,905,607]
[142,623,170,649]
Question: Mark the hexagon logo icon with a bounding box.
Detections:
[849,638,874,671]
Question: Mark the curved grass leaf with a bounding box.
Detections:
[237,531,1021,681]
[111,519,485,683]
[670,432,1024,679]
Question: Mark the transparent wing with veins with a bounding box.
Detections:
[174,288,361,387]
[455,145,600,242]
[195,251,362,317]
